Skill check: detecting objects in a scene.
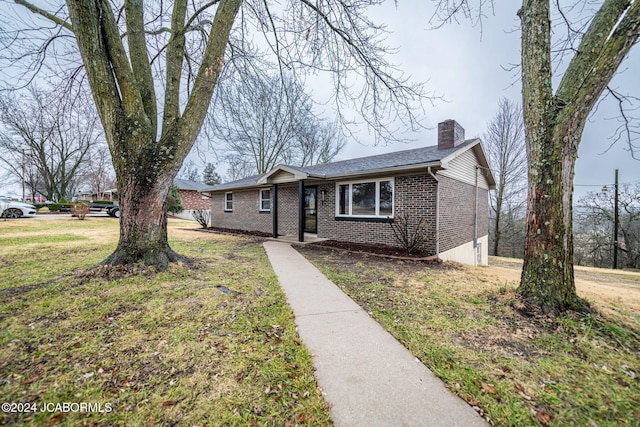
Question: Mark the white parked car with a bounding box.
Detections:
[0,198,37,218]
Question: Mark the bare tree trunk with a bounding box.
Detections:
[518,0,639,314]
[63,0,241,270]
[104,169,183,269]
[519,126,584,313]
[493,194,502,256]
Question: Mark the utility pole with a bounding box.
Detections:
[613,169,619,269]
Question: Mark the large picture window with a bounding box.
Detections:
[259,189,271,212]
[336,178,394,218]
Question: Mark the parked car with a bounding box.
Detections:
[107,206,120,218]
[0,198,37,218]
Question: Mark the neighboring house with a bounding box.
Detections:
[75,189,118,201]
[173,178,211,211]
[75,179,211,218]
[203,120,496,266]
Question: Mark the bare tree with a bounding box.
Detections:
[212,70,344,175]
[517,0,639,313]
[2,0,426,270]
[178,160,201,182]
[224,154,257,182]
[287,119,347,167]
[212,72,302,174]
[83,145,116,199]
[432,0,640,313]
[576,183,640,269]
[484,98,527,257]
[0,86,101,201]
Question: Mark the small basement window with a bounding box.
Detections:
[224,192,233,211]
[259,189,271,212]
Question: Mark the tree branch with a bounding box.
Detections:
[14,0,73,31]
[125,0,157,134]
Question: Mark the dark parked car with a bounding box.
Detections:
[107,206,120,218]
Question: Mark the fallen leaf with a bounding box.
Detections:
[161,400,177,407]
[531,405,553,426]
[47,413,65,426]
[535,411,552,426]
[297,412,307,423]
[465,397,479,406]
[480,382,497,394]
[514,382,532,400]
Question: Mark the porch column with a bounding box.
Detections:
[298,180,304,242]
[272,184,278,238]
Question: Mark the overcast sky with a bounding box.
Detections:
[316,1,640,201]
[1,1,638,201]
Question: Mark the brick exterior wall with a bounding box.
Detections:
[209,185,299,235]
[179,190,211,210]
[317,175,438,254]
[209,173,489,258]
[210,189,273,233]
[276,186,299,236]
[438,175,489,253]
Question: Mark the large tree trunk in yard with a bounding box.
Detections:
[517,0,639,314]
[62,0,241,271]
[103,171,183,270]
[519,126,585,313]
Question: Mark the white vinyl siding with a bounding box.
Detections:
[439,148,490,189]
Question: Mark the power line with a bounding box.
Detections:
[575,178,640,187]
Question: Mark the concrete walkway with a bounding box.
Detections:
[263,241,487,427]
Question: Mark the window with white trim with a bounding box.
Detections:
[259,189,271,212]
[224,192,233,211]
[336,178,394,217]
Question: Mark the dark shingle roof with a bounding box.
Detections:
[295,139,476,177]
[174,178,212,192]
[207,139,478,191]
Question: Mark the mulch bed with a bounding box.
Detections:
[307,240,439,262]
[202,226,272,238]
[198,227,438,262]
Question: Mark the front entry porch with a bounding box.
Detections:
[270,233,327,245]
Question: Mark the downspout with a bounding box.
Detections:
[298,180,305,242]
[427,167,440,260]
[474,166,479,266]
[272,184,278,238]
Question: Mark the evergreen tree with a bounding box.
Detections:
[202,163,222,185]
[167,185,183,214]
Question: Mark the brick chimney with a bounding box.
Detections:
[438,120,465,150]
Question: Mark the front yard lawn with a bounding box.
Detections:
[299,245,640,427]
[0,218,331,426]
